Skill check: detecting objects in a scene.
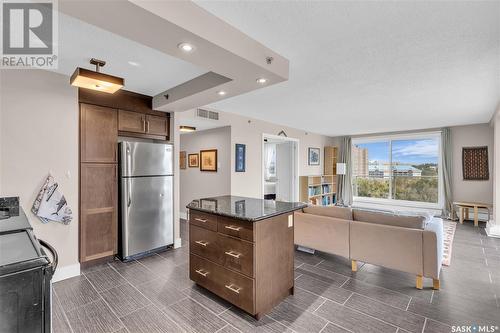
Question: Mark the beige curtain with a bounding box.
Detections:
[336,136,352,206]
[441,128,455,219]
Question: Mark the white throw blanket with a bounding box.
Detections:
[32,175,73,225]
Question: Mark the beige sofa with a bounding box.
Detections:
[294,206,443,290]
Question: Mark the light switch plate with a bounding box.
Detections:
[288,215,293,227]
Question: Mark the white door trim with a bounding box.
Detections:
[262,133,300,201]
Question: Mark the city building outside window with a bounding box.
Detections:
[352,132,442,208]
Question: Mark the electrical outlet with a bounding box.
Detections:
[288,214,293,227]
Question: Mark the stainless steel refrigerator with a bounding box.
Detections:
[118,141,174,260]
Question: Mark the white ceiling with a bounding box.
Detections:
[195,1,500,136]
[54,13,206,96]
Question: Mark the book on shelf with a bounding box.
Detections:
[308,186,321,196]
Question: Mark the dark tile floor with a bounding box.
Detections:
[53,220,500,333]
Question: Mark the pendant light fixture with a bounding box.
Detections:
[70,58,124,94]
[179,126,196,132]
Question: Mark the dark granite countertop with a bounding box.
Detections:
[186,195,307,222]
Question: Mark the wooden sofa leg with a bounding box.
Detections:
[416,275,423,289]
[433,279,440,290]
[351,260,357,272]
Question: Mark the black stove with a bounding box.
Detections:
[0,197,58,333]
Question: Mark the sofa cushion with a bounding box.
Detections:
[352,209,426,229]
[303,205,352,220]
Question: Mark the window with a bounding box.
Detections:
[352,133,441,206]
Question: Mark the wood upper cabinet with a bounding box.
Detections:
[80,163,117,262]
[146,115,169,136]
[117,109,169,139]
[118,109,145,133]
[80,103,118,163]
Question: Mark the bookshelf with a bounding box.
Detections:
[324,146,338,175]
[299,175,337,206]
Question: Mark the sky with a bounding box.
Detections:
[355,139,438,164]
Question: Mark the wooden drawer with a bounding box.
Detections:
[189,225,219,263]
[190,254,254,314]
[190,211,217,232]
[218,217,254,242]
[218,234,254,278]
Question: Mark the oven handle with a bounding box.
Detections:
[39,239,58,277]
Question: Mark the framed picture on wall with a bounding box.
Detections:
[188,153,199,168]
[179,151,187,169]
[200,149,218,172]
[308,147,320,165]
[235,143,246,172]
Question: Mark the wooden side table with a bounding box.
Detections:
[453,201,492,227]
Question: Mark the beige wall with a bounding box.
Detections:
[179,126,231,214]
[0,70,79,271]
[211,111,335,198]
[176,110,336,200]
[451,123,494,204]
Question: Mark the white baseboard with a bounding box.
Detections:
[52,263,80,282]
[174,237,182,248]
[179,211,187,220]
[486,221,500,238]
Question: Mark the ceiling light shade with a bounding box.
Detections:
[178,42,195,52]
[180,126,196,132]
[217,90,226,96]
[70,58,124,94]
[256,78,267,84]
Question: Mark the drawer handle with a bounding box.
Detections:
[194,218,208,223]
[225,250,242,259]
[225,284,242,294]
[225,225,242,232]
[195,240,208,247]
[195,269,209,277]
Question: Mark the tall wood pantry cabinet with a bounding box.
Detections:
[79,103,118,263]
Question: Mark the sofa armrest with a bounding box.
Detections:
[423,218,443,279]
[294,212,350,258]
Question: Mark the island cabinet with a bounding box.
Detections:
[187,196,306,319]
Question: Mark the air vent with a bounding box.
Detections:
[197,108,219,121]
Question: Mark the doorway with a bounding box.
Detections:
[262,134,299,202]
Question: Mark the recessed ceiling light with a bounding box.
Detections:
[256,78,267,84]
[178,42,195,52]
[128,61,140,67]
[217,91,226,96]
[179,126,196,132]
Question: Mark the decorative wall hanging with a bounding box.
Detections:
[308,147,320,166]
[462,146,489,180]
[188,153,199,168]
[200,149,218,172]
[180,151,187,169]
[235,144,246,172]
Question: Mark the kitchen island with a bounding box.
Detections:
[186,195,307,320]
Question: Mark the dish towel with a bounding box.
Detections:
[32,175,73,225]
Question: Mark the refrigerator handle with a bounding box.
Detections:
[127,178,132,207]
[126,142,132,176]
